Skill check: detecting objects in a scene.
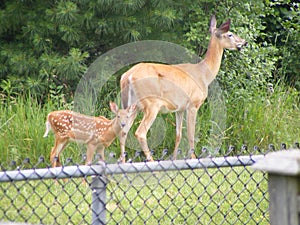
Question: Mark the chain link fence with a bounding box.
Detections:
[0,143,299,225]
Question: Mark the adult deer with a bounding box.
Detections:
[43,102,136,167]
[119,15,247,161]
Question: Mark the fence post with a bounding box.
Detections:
[252,149,300,225]
[91,168,107,225]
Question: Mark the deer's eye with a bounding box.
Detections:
[228,33,233,38]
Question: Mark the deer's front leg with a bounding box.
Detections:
[173,111,184,160]
[186,107,198,159]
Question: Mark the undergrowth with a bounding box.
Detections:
[0,83,298,167]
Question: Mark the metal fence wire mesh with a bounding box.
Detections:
[0,143,298,225]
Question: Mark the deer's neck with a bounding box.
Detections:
[200,37,224,85]
[111,118,121,135]
[99,118,118,145]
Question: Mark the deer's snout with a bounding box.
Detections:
[237,40,248,51]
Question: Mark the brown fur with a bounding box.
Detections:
[44,102,136,166]
[120,15,247,161]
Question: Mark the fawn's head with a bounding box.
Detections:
[109,102,137,130]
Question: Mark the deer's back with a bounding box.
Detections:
[47,110,111,139]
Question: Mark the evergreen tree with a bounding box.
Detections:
[0,0,298,100]
[0,0,183,99]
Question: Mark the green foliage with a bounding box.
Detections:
[0,94,73,167]
[223,84,299,151]
[0,0,184,99]
[183,1,277,92]
[0,0,299,99]
[179,1,299,156]
[263,0,300,88]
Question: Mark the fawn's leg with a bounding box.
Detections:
[86,143,97,165]
[50,136,68,167]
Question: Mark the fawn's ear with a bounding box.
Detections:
[110,102,119,114]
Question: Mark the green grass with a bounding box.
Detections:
[0,95,81,168]
[0,179,91,224]
[107,167,269,225]
[0,84,299,167]
[0,96,49,166]
[223,85,300,150]
[0,166,269,225]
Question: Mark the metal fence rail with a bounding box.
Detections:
[0,155,264,181]
[0,153,270,225]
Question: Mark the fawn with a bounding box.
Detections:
[43,102,136,167]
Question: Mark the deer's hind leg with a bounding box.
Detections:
[50,136,69,167]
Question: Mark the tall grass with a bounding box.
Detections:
[0,84,298,167]
[223,85,299,151]
[0,96,47,166]
[0,95,76,168]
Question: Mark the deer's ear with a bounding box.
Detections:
[209,15,217,34]
[128,104,137,114]
[110,102,118,114]
[217,19,231,34]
